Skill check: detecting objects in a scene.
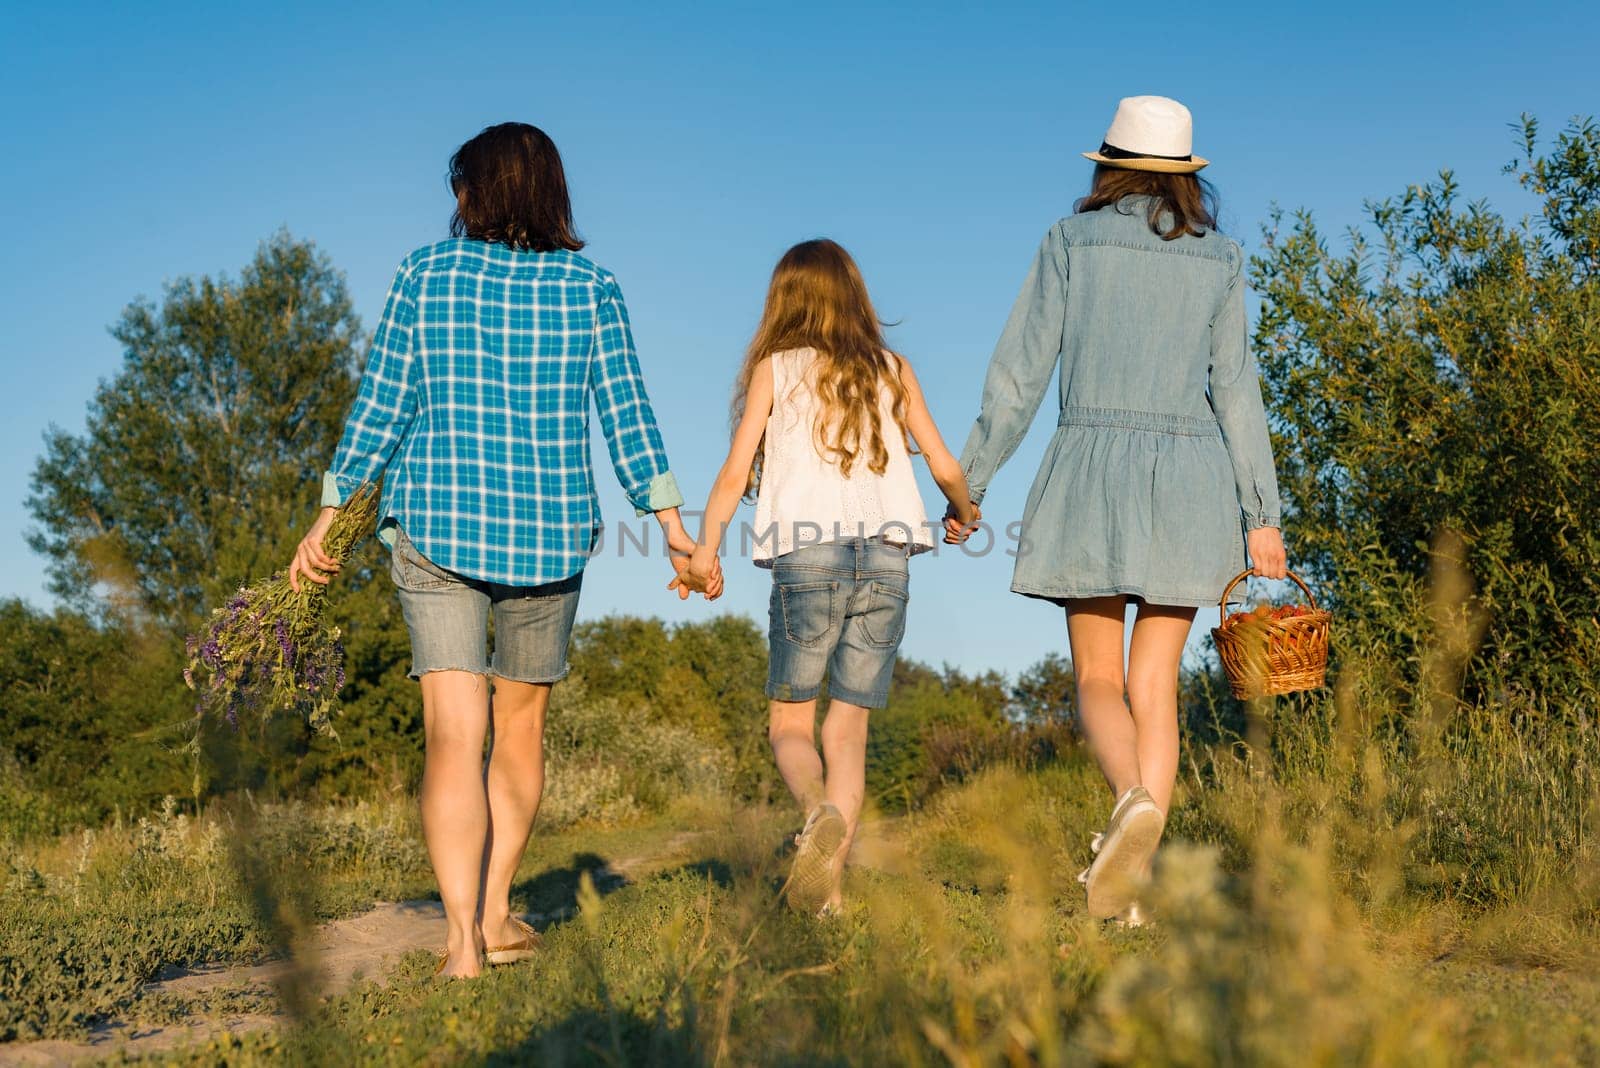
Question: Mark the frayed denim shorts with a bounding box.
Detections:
[389,528,583,684]
[766,538,910,709]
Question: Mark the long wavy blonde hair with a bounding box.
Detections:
[733,239,914,498]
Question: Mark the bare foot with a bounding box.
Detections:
[438,929,484,979]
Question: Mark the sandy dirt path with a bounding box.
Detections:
[0,831,707,1067]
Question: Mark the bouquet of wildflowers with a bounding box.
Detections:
[185,482,380,735]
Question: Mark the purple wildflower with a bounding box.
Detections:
[183,480,378,736]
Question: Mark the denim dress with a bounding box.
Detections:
[958,197,1281,608]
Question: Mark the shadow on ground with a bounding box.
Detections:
[483,1008,705,1067]
[511,852,630,928]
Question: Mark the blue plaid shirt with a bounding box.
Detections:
[323,240,683,586]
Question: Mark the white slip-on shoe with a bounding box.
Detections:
[782,803,846,915]
[1081,786,1164,920]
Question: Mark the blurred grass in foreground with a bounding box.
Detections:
[3,539,1596,1064]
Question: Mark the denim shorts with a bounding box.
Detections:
[389,528,583,684]
[766,538,911,709]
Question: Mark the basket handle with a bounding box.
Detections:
[1219,568,1319,624]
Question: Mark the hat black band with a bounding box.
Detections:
[1098,141,1192,162]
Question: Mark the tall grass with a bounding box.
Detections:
[3,542,1596,1062]
[0,794,431,1041]
[103,754,1593,1066]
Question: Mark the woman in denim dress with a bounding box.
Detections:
[950,97,1288,921]
[287,123,718,977]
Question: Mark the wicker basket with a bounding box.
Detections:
[1211,569,1331,699]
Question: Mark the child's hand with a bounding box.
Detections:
[668,540,725,600]
[943,503,982,545]
[689,548,724,598]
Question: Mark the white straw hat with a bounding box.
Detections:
[1082,95,1209,174]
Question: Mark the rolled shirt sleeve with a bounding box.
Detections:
[1208,253,1282,529]
[957,223,1070,505]
[591,275,684,516]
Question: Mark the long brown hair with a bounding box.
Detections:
[733,239,913,496]
[1075,165,1219,239]
[448,123,585,252]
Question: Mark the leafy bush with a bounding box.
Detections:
[867,660,1009,811]
[0,600,194,834]
[922,719,1080,794]
[1165,117,1600,911]
[542,681,735,827]
[1252,115,1600,714]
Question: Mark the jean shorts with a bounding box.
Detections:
[766,538,911,709]
[389,528,583,684]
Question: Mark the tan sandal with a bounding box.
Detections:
[485,916,543,965]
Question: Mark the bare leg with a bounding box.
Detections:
[419,670,491,977]
[1065,596,1141,799]
[1125,603,1196,815]
[476,677,552,949]
[819,699,870,907]
[768,698,824,812]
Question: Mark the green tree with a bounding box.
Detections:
[1009,652,1077,725]
[28,231,363,629]
[23,233,420,805]
[1250,116,1600,709]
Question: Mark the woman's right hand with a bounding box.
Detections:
[288,507,341,592]
[1247,526,1287,580]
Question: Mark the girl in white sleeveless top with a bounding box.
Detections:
[673,239,978,915]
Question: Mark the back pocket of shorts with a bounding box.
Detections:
[778,580,837,647]
[861,581,909,648]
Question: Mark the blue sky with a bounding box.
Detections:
[1,2,1593,678]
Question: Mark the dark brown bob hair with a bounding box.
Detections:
[1075,165,1219,240]
[448,123,584,252]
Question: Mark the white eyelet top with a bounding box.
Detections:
[750,348,934,566]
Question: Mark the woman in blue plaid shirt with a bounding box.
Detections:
[288,123,719,978]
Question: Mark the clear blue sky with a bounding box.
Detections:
[1,2,1593,678]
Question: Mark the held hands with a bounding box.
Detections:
[1247,526,1288,581]
[287,507,341,593]
[666,532,724,601]
[668,545,723,600]
[942,503,982,545]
